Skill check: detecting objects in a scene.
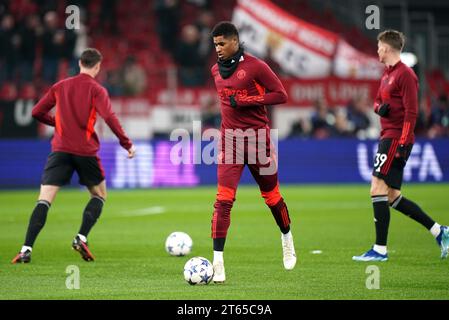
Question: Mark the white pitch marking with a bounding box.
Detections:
[310,250,323,254]
[121,206,166,216]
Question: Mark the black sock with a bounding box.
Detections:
[372,195,390,246]
[213,237,226,251]
[24,200,51,247]
[391,195,435,230]
[78,197,104,237]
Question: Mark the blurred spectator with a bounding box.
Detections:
[0,15,19,85]
[195,10,214,59]
[73,11,89,69]
[34,0,58,16]
[346,95,372,138]
[0,0,8,19]
[330,109,352,137]
[99,0,118,34]
[201,95,221,130]
[104,70,124,97]
[174,24,207,87]
[155,0,180,55]
[288,117,311,138]
[122,56,147,96]
[41,11,65,84]
[310,98,335,139]
[9,0,37,23]
[64,29,78,76]
[415,96,431,137]
[428,94,449,138]
[18,14,41,84]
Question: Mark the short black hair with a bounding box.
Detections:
[80,48,102,68]
[211,21,239,39]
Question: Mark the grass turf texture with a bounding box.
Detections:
[1,184,448,300]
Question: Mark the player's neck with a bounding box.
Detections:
[385,55,401,67]
[80,70,96,78]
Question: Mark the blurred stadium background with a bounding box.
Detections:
[0,0,448,188]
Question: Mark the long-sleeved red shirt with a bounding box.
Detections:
[374,61,418,145]
[32,73,132,156]
[211,53,288,130]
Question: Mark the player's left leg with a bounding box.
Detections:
[12,185,60,263]
[248,162,296,270]
[389,188,449,258]
[72,155,106,261]
[12,152,73,263]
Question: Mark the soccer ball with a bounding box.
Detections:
[183,257,214,285]
[165,231,193,256]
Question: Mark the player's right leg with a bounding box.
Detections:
[72,155,107,262]
[12,152,73,264]
[353,139,394,262]
[211,163,244,283]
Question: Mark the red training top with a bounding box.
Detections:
[211,53,288,131]
[374,61,418,145]
[32,73,132,156]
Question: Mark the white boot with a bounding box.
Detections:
[281,232,297,270]
[212,260,226,283]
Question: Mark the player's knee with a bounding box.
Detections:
[261,184,281,207]
[216,185,235,202]
[388,189,401,204]
[370,178,388,196]
[91,189,107,201]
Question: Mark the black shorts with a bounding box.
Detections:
[372,139,413,190]
[41,152,105,187]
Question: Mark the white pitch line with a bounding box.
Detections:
[121,206,166,217]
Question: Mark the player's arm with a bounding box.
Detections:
[373,85,390,117]
[31,87,56,126]
[232,60,287,107]
[95,87,135,157]
[398,72,418,146]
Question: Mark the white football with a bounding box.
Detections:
[183,256,214,285]
[165,231,193,256]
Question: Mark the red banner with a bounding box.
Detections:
[147,78,380,108]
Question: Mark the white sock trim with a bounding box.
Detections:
[213,250,224,262]
[21,245,32,253]
[282,231,292,240]
[77,234,87,242]
[430,223,442,238]
[373,244,387,255]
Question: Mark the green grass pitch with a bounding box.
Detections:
[1,184,448,300]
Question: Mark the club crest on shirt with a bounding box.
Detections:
[237,69,246,80]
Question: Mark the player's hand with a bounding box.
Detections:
[127,145,136,159]
[376,103,390,117]
[395,144,408,160]
[229,94,238,108]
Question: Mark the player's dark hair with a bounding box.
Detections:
[211,21,239,39]
[377,30,405,51]
[80,48,103,68]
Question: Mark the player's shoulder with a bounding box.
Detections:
[211,63,218,73]
[398,62,418,80]
[242,53,270,71]
[242,52,262,64]
[401,62,416,76]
